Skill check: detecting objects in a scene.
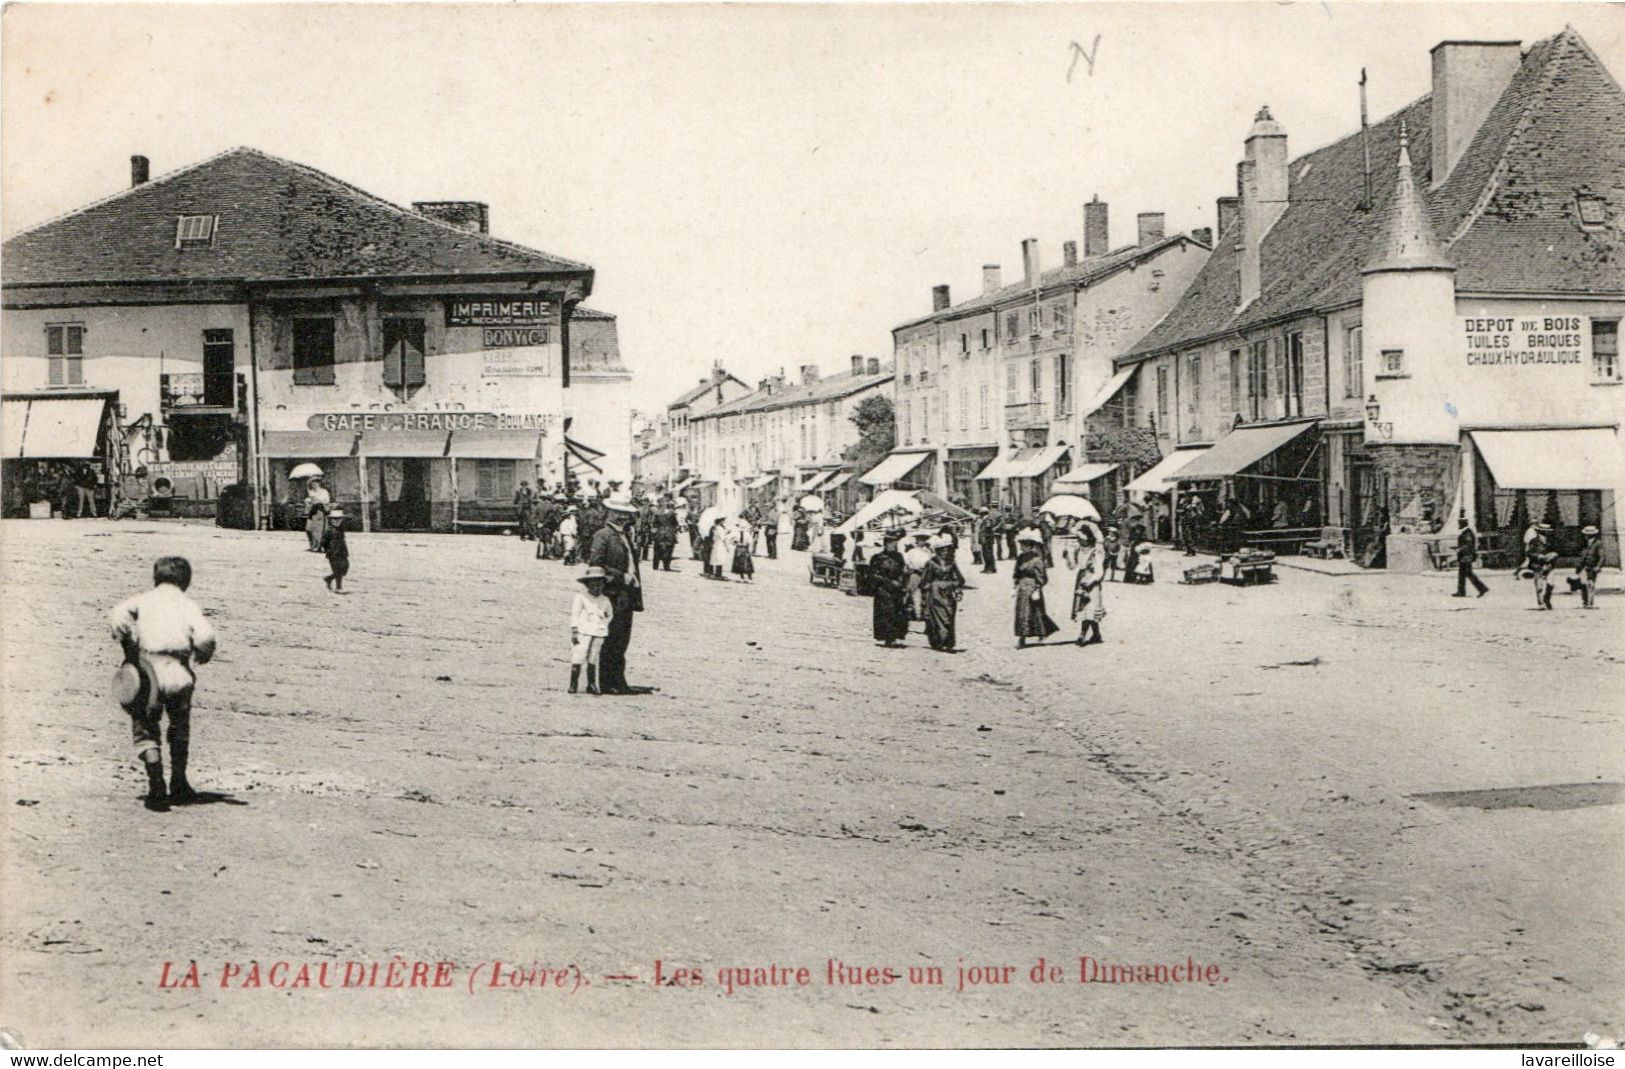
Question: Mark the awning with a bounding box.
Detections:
[1078,367,1137,420]
[976,445,1070,481]
[1124,446,1210,494]
[671,478,694,495]
[447,429,542,460]
[1471,428,1625,490]
[1170,421,1318,482]
[358,430,449,458]
[821,471,852,491]
[746,474,777,489]
[261,430,357,459]
[2,397,106,458]
[1053,461,1120,487]
[859,450,933,487]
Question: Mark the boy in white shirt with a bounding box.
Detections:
[570,567,613,696]
[109,556,217,811]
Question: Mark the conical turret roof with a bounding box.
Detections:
[1363,122,1454,273]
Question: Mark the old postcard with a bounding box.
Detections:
[1,1,1621,1053]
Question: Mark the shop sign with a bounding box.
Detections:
[307,411,555,432]
[1461,316,1588,368]
[482,326,549,348]
[482,346,552,378]
[445,297,556,328]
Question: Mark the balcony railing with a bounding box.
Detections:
[1004,399,1050,431]
[162,372,242,412]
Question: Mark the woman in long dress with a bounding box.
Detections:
[1070,524,1106,646]
[730,519,755,582]
[920,541,966,652]
[868,531,910,647]
[707,517,732,579]
[1013,533,1059,648]
[304,477,331,552]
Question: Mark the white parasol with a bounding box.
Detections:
[1039,494,1101,521]
[289,463,324,480]
[799,494,825,513]
[698,505,733,532]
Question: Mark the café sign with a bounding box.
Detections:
[445,296,557,328]
[1461,315,1588,369]
[308,411,555,432]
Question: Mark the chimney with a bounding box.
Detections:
[1216,196,1241,240]
[982,264,1002,295]
[759,377,776,395]
[931,284,951,311]
[1137,212,1166,246]
[1084,195,1109,257]
[130,155,149,187]
[1239,105,1289,308]
[1021,238,1040,284]
[1192,226,1213,247]
[412,201,490,234]
[867,357,881,376]
[1430,41,1521,188]
[711,365,728,384]
[851,353,866,376]
[801,364,821,386]
[1062,240,1078,267]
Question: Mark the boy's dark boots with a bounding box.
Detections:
[569,666,580,694]
[169,738,196,805]
[143,756,169,812]
[586,665,601,696]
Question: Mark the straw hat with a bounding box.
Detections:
[576,566,608,584]
[1582,524,1600,536]
[604,492,636,514]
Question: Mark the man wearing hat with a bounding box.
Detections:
[651,498,681,571]
[319,505,351,592]
[869,529,910,647]
[1576,524,1604,609]
[1451,515,1488,599]
[1527,522,1559,609]
[976,507,998,575]
[903,532,935,620]
[588,492,645,694]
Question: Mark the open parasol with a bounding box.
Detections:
[697,505,733,532]
[1039,494,1101,521]
[289,463,324,480]
[799,494,825,513]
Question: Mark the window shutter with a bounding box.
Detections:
[383,345,403,387]
[313,360,336,386]
[48,357,64,386]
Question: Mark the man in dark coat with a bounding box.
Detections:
[651,500,680,571]
[587,493,645,694]
[869,530,910,647]
[634,502,654,562]
[977,508,998,574]
[1452,516,1488,598]
[762,502,780,558]
[514,481,535,540]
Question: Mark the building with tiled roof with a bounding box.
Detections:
[685,357,894,512]
[1,147,605,530]
[889,201,1211,512]
[663,366,754,489]
[1107,28,1625,569]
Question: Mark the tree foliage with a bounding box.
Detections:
[843,394,896,475]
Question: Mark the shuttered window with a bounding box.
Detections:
[292,318,336,385]
[382,318,427,388]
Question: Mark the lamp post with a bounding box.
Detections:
[1365,394,1394,440]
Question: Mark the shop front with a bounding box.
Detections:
[974,444,1070,515]
[858,449,935,494]
[2,390,120,518]
[1465,426,1624,569]
[446,429,542,532]
[262,430,363,531]
[1050,461,1122,523]
[1169,419,1324,554]
[945,446,999,508]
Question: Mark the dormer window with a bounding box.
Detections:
[175,214,217,248]
[1576,193,1608,228]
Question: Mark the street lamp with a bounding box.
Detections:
[1365,394,1394,439]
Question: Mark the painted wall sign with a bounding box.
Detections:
[308,411,555,432]
[1461,316,1588,368]
[445,297,556,328]
[481,346,552,378]
[482,326,548,348]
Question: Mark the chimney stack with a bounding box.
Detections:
[1137,212,1166,246]
[982,264,1002,295]
[867,357,881,376]
[1021,238,1040,284]
[801,364,821,386]
[1192,226,1213,247]
[1216,196,1241,240]
[931,284,951,311]
[1084,195,1109,257]
[131,155,149,187]
[412,201,490,234]
[1239,105,1289,308]
[851,353,866,376]
[1063,240,1078,267]
[1430,40,1521,188]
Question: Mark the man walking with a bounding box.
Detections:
[762,500,779,559]
[1452,515,1489,598]
[977,508,998,574]
[588,492,645,694]
[1577,524,1604,609]
[651,498,680,571]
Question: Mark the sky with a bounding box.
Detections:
[3,2,1622,414]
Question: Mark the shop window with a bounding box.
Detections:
[292,318,337,385]
[174,214,217,249]
[1345,324,1363,398]
[1592,320,1620,383]
[45,323,85,386]
[382,318,426,388]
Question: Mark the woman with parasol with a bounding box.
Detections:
[293,465,330,553]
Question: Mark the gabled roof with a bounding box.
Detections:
[1124,28,1623,363]
[2,147,591,287]
[704,367,895,419]
[893,234,1209,333]
[668,372,750,410]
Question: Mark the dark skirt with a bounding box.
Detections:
[924,584,958,650]
[731,543,754,576]
[791,524,810,552]
[872,588,909,643]
[1014,578,1059,639]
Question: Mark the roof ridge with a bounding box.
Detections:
[239,147,593,272]
[2,146,246,244]
[1444,31,1567,245]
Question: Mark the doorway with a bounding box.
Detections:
[379,458,431,530]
